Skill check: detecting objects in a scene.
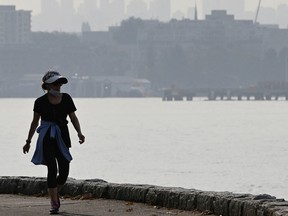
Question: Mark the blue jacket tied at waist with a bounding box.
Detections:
[31,121,73,165]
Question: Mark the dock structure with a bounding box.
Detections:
[162,82,288,101]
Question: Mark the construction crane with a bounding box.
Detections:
[194,1,198,20]
[254,0,262,23]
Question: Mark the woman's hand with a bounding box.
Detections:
[23,143,30,154]
[69,112,85,144]
[24,112,40,154]
[78,133,85,144]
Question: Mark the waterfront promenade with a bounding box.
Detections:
[0,194,206,216]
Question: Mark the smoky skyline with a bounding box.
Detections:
[0,2,288,98]
[0,0,287,32]
[0,9,287,98]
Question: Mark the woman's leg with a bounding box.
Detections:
[55,145,70,190]
[48,188,58,204]
[43,136,59,208]
[54,142,70,209]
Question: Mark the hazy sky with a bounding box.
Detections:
[0,0,287,15]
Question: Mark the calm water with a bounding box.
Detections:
[2,98,288,199]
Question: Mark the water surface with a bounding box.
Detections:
[2,98,288,199]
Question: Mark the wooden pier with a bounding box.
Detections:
[163,85,288,101]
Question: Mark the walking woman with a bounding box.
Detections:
[23,71,85,214]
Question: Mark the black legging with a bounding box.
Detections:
[43,132,70,188]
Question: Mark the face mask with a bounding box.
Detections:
[49,89,61,97]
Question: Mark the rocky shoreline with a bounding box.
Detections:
[0,176,287,216]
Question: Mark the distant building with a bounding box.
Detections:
[68,75,151,97]
[149,0,170,21]
[0,6,31,45]
[106,10,288,88]
[126,0,149,19]
[81,31,112,45]
[202,0,245,18]
[113,10,287,50]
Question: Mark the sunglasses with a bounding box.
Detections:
[51,81,63,86]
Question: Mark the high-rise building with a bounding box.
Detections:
[149,0,171,21]
[0,6,31,45]
[276,4,288,28]
[41,0,59,14]
[78,0,98,15]
[110,0,125,25]
[35,0,61,31]
[58,0,78,31]
[187,6,197,20]
[126,0,148,19]
[202,0,221,16]
[99,0,110,11]
[60,0,75,14]
[202,0,245,18]
[222,0,245,18]
[77,0,98,27]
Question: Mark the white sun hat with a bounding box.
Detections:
[42,71,68,84]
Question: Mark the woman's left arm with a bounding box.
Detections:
[69,112,85,144]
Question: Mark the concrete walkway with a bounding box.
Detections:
[0,194,210,216]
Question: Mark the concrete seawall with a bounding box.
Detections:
[0,176,288,216]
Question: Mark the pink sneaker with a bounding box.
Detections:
[49,200,59,214]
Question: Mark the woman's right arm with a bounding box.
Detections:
[23,112,40,154]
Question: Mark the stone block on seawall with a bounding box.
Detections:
[61,178,108,197]
[106,183,152,202]
[145,186,196,209]
[0,176,46,195]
